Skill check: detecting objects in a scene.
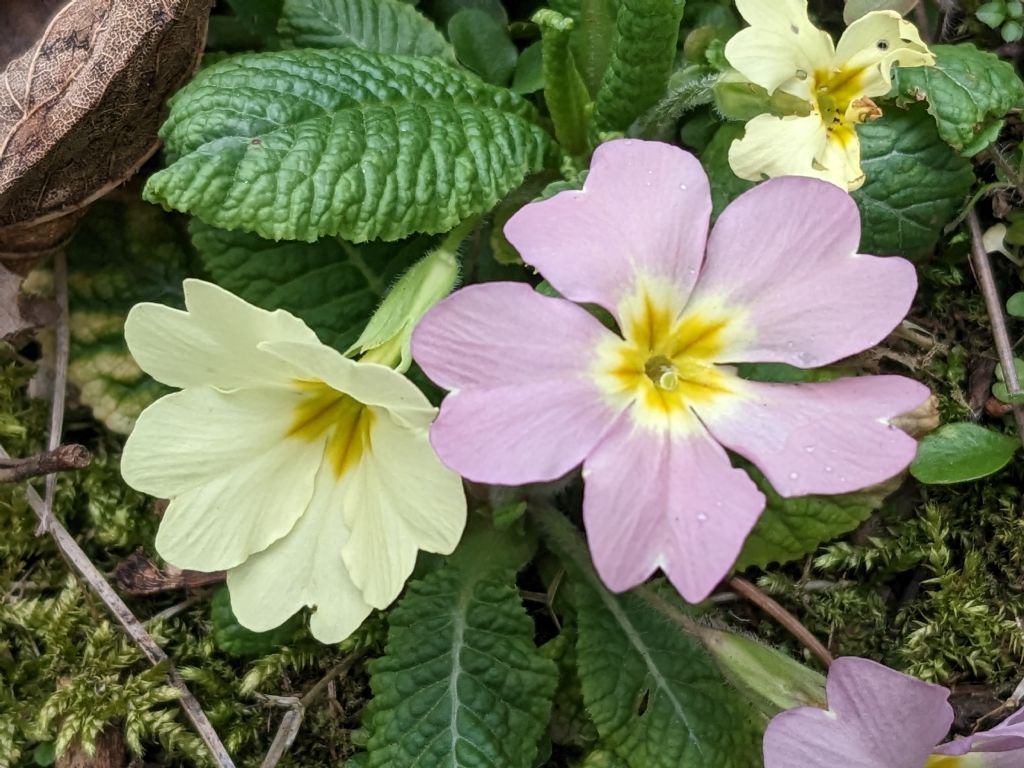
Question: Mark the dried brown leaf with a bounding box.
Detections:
[0,262,57,342]
[0,0,211,245]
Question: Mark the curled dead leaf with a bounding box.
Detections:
[0,262,58,342]
[0,0,211,264]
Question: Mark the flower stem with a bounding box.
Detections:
[967,210,1024,446]
[727,575,834,669]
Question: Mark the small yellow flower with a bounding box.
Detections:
[120,280,466,643]
[724,0,934,190]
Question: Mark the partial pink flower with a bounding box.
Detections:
[412,139,928,602]
[764,656,1024,768]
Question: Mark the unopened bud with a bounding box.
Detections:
[712,71,811,121]
[348,223,467,370]
[890,393,940,439]
[696,626,827,716]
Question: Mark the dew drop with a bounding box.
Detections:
[697,512,708,522]
[790,23,799,33]
[789,471,799,480]
[804,445,815,453]
[679,184,688,190]
[687,267,697,276]
[824,465,833,473]
[877,39,889,50]
[795,69,808,80]
[715,501,723,508]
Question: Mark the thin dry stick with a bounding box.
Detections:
[967,210,1024,445]
[0,443,90,482]
[37,248,70,535]
[1,446,236,768]
[727,575,834,668]
[260,655,359,768]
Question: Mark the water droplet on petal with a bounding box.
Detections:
[824,465,833,473]
[795,69,808,80]
[804,445,815,453]
[697,512,708,522]
[789,471,799,480]
[687,267,697,276]
[715,501,723,508]
[679,184,687,190]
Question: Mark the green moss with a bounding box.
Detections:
[0,350,374,766]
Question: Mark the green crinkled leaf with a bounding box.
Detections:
[734,469,895,571]
[278,0,456,61]
[365,567,557,768]
[65,198,200,434]
[910,422,1019,484]
[210,587,302,658]
[852,105,974,257]
[146,49,554,243]
[536,510,764,768]
[541,623,599,749]
[699,121,753,218]
[190,220,422,351]
[448,8,518,86]
[593,0,687,133]
[535,9,591,156]
[893,43,1024,156]
[556,0,618,99]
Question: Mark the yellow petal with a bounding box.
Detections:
[341,409,467,609]
[125,279,319,391]
[729,111,865,190]
[122,387,324,571]
[833,10,934,98]
[226,463,373,643]
[259,339,437,428]
[726,0,834,97]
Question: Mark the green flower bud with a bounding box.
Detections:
[712,71,811,121]
[348,222,469,370]
[696,626,827,716]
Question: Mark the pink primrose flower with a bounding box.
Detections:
[764,656,1024,768]
[411,139,928,602]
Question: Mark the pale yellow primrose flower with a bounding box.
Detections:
[120,280,466,643]
[724,0,934,190]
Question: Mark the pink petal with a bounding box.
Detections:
[413,282,620,484]
[581,413,765,601]
[700,376,928,497]
[933,705,1024,757]
[504,140,712,322]
[764,657,952,768]
[689,177,917,367]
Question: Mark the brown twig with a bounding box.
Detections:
[727,576,834,668]
[37,248,70,535]
[0,443,90,482]
[1,445,236,767]
[259,655,359,768]
[967,210,1024,446]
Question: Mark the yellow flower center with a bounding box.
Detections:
[595,283,741,433]
[810,67,878,150]
[288,380,375,478]
[924,755,985,767]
